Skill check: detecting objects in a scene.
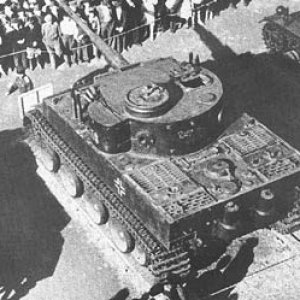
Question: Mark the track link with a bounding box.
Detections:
[30,110,191,281]
[271,199,300,235]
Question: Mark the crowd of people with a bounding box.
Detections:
[0,0,252,76]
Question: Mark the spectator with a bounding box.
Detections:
[49,2,63,22]
[165,0,180,32]
[82,0,92,20]
[0,19,7,75]
[155,0,168,33]
[60,14,78,66]
[230,0,240,9]
[26,16,43,70]
[4,2,15,20]
[128,0,146,46]
[5,65,33,95]
[191,0,206,25]
[142,0,158,40]
[97,0,113,40]
[28,0,36,10]
[110,0,131,53]
[23,1,30,10]
[87,8,101,36]
[87,8,101,58]
[42,0,53,13]
[0,0,251,78]
[2,17,14,73]
[179,0,193,28]
[75,19,91,63]
[11,19,28,71]
[42,13,63,69]
[33,4,44,24]
[17,9,28,24]
[69,0,85,19]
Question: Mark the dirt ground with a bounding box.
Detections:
[1,0,300,299]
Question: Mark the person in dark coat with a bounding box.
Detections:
[75,20,91,63]
[10,19,28,71]
[0,19,8,76]
[127,0,146,46]
[110,0,131,53]
[33,3,44,25]
[5,65,33,96]
[87,8,101,58]
[26,16,43,70]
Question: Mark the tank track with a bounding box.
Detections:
[262,22,300,54]
[271,188,300,235]
[30,110,191,281]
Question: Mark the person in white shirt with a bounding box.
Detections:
[42,13,63,69]
[191,0,205,26]
[60,14,78,66]
[142,0,158,40]
[97,0,113,40]
[165,0,182,32]
[179,0,193,27]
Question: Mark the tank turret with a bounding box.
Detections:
[68,56,223,156]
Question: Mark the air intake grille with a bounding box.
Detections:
[222,125,274,155]
[128,161,191,193]
[161,189,216,218]
[258,155,300,179]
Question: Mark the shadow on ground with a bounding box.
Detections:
[184,237,258,300]
[193,22,300,150]
[0,128,70,300]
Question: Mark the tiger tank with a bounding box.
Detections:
[26,0,300,282]
[262,6,300,59]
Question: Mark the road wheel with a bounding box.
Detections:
[40,148,60,173]
[109,220,135,253]
[85,201,108,225]
[60,166,83,198]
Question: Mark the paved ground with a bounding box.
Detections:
[1,0,300,299]
[0,127,145,300]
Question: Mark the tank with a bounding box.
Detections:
[26,1,300,282]
[262,6,300,56]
